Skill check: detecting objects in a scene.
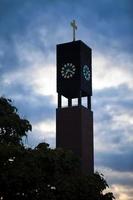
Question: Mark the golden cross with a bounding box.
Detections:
[70,20,77,41]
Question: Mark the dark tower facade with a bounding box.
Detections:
[56,40,94,173]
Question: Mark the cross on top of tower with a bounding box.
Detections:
[70,20,77,41]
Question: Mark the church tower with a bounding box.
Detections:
[56,21,94,173]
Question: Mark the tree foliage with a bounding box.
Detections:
[0,97,32,145]
[0,97,115,200]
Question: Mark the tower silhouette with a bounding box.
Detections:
[56,40,94,173]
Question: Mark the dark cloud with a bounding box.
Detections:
[0,0,132,50]
[93,84,133,172]
[0,0,55,74]
[15,95,55,123]
[0,80,55,123]
[95,150,133,172]
[93,84,133,118]
[0,40,19,73]
[0,0,132,81]
[80,0,133,53]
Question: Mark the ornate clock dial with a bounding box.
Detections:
[83,65,90,81]
[61,63,76,79]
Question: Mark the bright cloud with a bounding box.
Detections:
[108,185,133,200]
[33,120,55,137]
[93,52,133,90]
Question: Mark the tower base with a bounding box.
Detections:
[56,106,94,174]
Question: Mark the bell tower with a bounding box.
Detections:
[56,22,94,173]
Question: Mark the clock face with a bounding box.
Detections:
[61,63,76,79]
[83,65,90,81]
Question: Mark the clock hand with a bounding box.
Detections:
[65,70,69,74]
[68,69,74,73]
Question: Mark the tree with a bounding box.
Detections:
[0,97,32,145]
[0,143,115,200]
[0,97,115,200]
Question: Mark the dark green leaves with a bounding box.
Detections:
[0,97,32,145]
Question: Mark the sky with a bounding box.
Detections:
[0,0,133,199]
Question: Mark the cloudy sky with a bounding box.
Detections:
[0,0,133,199]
